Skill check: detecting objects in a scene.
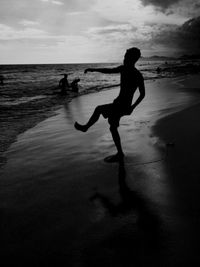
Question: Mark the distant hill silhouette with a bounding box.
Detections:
[144,55,175,60]
[143,54,200,61]
[179,54,200,60]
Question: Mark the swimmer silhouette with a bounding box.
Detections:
[0,75,4,85]
[71,78,80,93]
[59,74,69,95]
[74,47,145,162]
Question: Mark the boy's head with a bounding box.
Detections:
[124,47,141,65]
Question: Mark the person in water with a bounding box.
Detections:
[71,78,80,93]
[59,74,69,95]
[74,47,145,162]
[0,75,4,85]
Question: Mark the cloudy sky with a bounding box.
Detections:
[0,0,200,63]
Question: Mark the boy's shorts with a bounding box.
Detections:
[101,103,127,128]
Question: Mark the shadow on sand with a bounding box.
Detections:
[87,162,164,267]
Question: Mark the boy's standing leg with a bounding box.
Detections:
[110,126,124,158]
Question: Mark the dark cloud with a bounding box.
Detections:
[140,0,200,17]
[166,0,200,17]
[140,0,181,11]
[151,16,200,54]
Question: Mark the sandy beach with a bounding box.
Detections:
[1,74,200,266]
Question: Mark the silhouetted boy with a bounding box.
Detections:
[74,47,145,162]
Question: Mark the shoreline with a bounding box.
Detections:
[153,100,200,174]
[1,73,199,169]
[152,73,200,143]
[0,97,63,168]
[0,85,117,169]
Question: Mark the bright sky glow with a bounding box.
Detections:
[0,0,199,63]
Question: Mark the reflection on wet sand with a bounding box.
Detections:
[89,162,165,267]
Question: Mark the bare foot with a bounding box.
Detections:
[104,153,124,163]
[74,122,88,132]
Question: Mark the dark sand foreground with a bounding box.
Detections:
[1,75,200,266]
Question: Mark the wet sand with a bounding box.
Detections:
[1,75,200,266]
[152,103,200,266]
[0,92,76,168]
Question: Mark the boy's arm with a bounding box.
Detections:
[84,66,122,74]
[128,75,145,114]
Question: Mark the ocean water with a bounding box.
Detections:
[0,59,200,160]
[0,59,199,106]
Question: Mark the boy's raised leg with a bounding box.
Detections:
[74,105,104,132]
